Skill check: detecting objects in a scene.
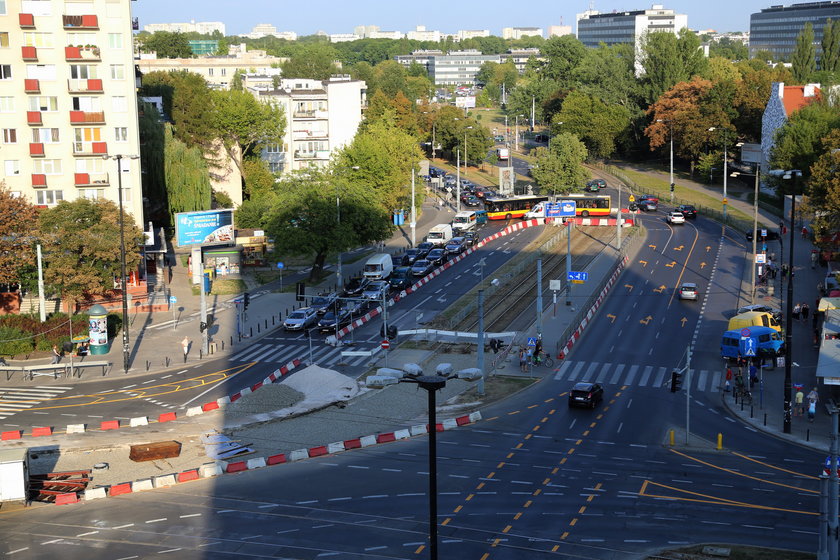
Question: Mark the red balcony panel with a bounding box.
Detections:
[21,46,37,61]
[64,46,81,60]
[81,15,99,28]
[69,111,85,124]
[24,79,40,93]
[19,13,35,28]
[87,79,103,92]
[26,111,42,125]
[92,142,107,155]
[29,143,45,157]
[74,173,90,186]
[32,174,47,187]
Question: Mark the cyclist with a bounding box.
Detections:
[533,339,543,365]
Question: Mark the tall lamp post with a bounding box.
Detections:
[782,169,802,435]
[104,153,138,374]
[336,165,360,288]
[657,119,674,202]
[460,126,472,212]
[731,162,762,305]
[514,114,524,153]
[708,126,729,223]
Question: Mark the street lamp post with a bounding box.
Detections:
[657,119,674,202]
[104,153,138,374]
[782,170,801,435]
[460,126,473,213]
[731,164,762,305]
[515,114,524,153]
[709,127,729,222]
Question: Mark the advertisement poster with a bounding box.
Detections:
[175,209,234,247]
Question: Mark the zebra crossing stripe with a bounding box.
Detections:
[552,361,722,392]
[596,363,612,383]
[568,362,586,381]
[638,366,653,386]
[652,367,667,388]
[609,364,625,385]
[697,370,708,392]
[582,363,599,382]
[625,364,639,385]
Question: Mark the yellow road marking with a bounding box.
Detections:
[639,480,817,515]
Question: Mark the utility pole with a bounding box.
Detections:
[36,244,46,322]
[536,258,543,338]
[685,344,692,445]
[828,403,839,559]
[411,168,416,247]
[456,149,460,212]
[616,180,622,251]
[530,96,535,130]
[566,221,573,308]
[784,187,796,434]
[477,290,485,396]
[751,164,759,305]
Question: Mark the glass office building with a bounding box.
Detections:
[750,1,840,61]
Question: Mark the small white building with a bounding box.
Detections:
[502,27,544,40]
[760,82,822,175]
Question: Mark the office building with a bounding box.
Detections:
[188,39,218,56]
[456,29,490,41]
[506,48,546,73]
[406,25,441,42]
[576,4,687,49]
[143,20,225,35]
[0,0,143,226]
[246,23,297,41]
[548,25,573,37]
[250,76,366,175]
[394,50,444,74]
[431,50,501,85]
[502,27,544,40]
[749,2,840,61]
[330,33,360,43]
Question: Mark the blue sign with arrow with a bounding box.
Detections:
[567,271,588,282]
[740,336,757,357]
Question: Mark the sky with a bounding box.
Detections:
[133,0,777,37]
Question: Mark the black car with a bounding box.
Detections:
[415,242,435,259]
[317,309,351,333]
[342,276,370,297]
[464,196,482,207]
[411,259,435,277]
[568,382,604,408]
[463,231,480,247]
[403,248,422,265]
[391,253,409,267]
[444,237,466,255]
[426,248,447,266]
[677,204,697,219]
[746,229,781,242]
[389,266,413,290]
[309,292,338,315]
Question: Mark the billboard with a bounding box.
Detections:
[740,143,762,164]
[499,166,515,195]
[455,96,476,109]
[175,209,234,247]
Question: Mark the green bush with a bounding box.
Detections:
[0,326,34,356]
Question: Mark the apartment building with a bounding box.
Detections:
[501,27,544,40]
[0,0,143,226]
[245,23,297,41]
[143,20,225,35]
[249,76,366,175]
[750,1,840,61]
[576,4,688,49]
[406,25,441,42]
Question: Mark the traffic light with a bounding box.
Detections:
[670,182,675,193]
[199,321,207,333]
[243,292,250,310]
[296,282,306,302]
[670,370,682,393]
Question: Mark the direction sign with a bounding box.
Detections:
[381,340,390,350]
[527,337,538,347]
[277,262,285,269]
[545,202,563,218]
[628,195,636,202]
[740,336,757,357]
[824,456,840,476]
[169,295,177,304]
[755,254,766,264]
[567,271,589,282]
[559,200,577,217]
[761,229,767,238]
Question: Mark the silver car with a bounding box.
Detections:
[283,307,318,331]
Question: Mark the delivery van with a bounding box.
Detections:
[452,210,488,234]
[426,223,453,246]
[728,311,782,333]
[363,253,393,280]
[497,147,510,160]
[720,326,784,359]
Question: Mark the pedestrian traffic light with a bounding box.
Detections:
[243,292,250,310]
[670,370,682,393]
[199,321,207,333]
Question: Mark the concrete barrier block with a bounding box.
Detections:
[185,406,204,417]
[289,449,309,462]
[410,424,427,436]
[469,411,482,423]
[129,416,148,427]
[360,434,377,447]
[66,423,85,434]
[216,396,231,406]
[84,487,107,500]
[132,478,154,492]
[442,418,458,430]
[247,457,266,470]
[327,442,345,454]
[394,428,411,440]
[240,387,251,396]
[153,474,177,488]
[199,463,224,478]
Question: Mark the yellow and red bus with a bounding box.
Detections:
[562,194,612,217]
[484,195,548,220]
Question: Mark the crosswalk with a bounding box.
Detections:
[230,341,377,369]
[554,361,724,393]
[0,386,75,420]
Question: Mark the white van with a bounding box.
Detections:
[427,223,453,246]
[497,147,509,160]
[524,202,545,219]
[363,253,393,280]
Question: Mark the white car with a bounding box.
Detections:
[283,307,318,331]
[667,211,685,224]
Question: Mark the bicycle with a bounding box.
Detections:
[532,351,555,369]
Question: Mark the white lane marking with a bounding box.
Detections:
[179,513,202,518]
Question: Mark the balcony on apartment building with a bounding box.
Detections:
[74,172,109,187]
[32,174,47,188]
[292,129,328,140]
[24,79,40,93]
[29,143,45,157]
[67,78,104,93]
[26,111,42,125]
[69,110,105,125]
[292,109,329,119]
[19,13,35,28]
[65,45,101,62]
[293,150,330,160]
[21,46,38,61]
[63,14,99,30]
[73,141,108,156]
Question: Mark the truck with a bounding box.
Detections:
[362,253,393,280]
[426,223,453,246]
[497,147,510,160]
[452,210,488,234]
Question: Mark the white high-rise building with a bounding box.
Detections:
[501,27,544,40]
[143,21,225,35]
[457,29,490,41]
[0,0,143,225]
[246,24,297,41]
[576,4,688,49]
[407,26,441,42]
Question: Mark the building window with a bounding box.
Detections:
[0,65,11,80]
[23,32,53,48]
[110,64,125,80]
[75,158,105,173]
[0,97,13,112]
[29,96,58,112]
[21,0,51,16]
[72,95,101,111]
[108,33,123,49]
[4,160,19,176]
[78,189,105,200]
[31,128,59,143]
[36,190,64,206]
[70,65,98,79]
[65,32,97,47]
[0,1,5,15]
[26,65,56,80]
[2,129,16,144]
[221,68,226,76]
[208,68,214,76]
[33,159,62,174]
[112,96,127,112]
[0,32,9,48]
[114,127,128,142]
[118,186,132,203]
[268,161,284,173]
[74,127,102,143]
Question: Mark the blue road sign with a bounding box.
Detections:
[567,271,589,282]
[740,336,757,357]
[545,202,562,218]
[169,295,177,304]
[559,200,577,217]
[277,262,285,269]
[527,337,538,347]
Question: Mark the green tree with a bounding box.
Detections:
[39,199,144,306]
[807,129,840,235]
[139,70,216,150]
[242,156,277,199]
[574,43,639,110]
[0,184,38,289]
[640,29,707,105]
[540,35,587,88]
[529,134,589,195]
[770,101,840,181]
[792,23,817,82]
[138,31,193,59]
[555,91,631,159]
[281,42,340,80]
[138,102,167,223]
[212,89,286,177]
[163,125,212,224]
[265,171,393,281]
[229,69,245,91]
[821,19,840,72]
[709,37,749,60]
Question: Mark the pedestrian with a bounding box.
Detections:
[50,344,61,364]
[794,388,804,416]
[725,367,732,392]
[181,336,190,363]
[519,348,527,372]
[807,387,819,422]
[811,250,818,269]
[793,302,801,321]
[781,263,788,280]
[802,303,810,322]
[749,364,758,388]
[802,226,809,239]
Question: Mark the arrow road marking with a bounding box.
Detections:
[674,245,684,251]
[607,314,617,323]
[639,260,648,267]
[639,316,653,325]
[681,317,688,327]
[665,261,676,268]
[624,284,633,291]
[654,285,666,293]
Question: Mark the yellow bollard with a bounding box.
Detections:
[717,433,723,450]
[669,429,675,446]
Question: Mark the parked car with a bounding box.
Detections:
[415,242,435,259]
[411,259,435,277]
[318,308,351,333]
[426,247,447,266]
[342,276,370,297]
[667,211,685,224]
[463,231,480,247]
[389,266,414,290]
[678,282,698,301]
[283,307,318,331]
[309,292,338,315]
[737,304,783,323]
[464,196,482,207]
[444,237,466,255]
[362,280,390,301]
[677,204,697,219]
[568,382,604,408]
